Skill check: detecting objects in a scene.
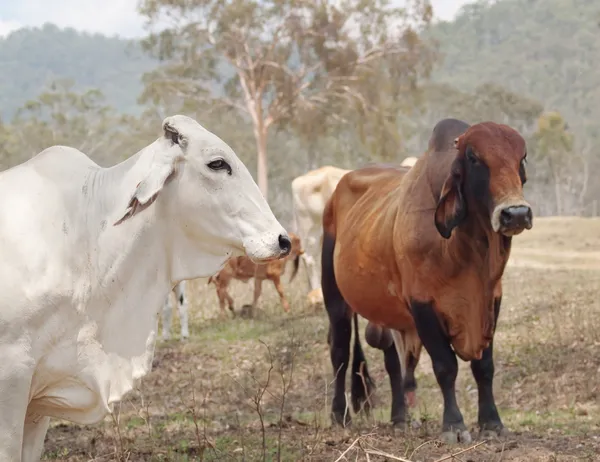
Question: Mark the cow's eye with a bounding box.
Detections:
[207,159,232,175]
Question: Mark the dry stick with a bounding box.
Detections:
[333,436,362,462]
[257,340,274,462]
[362,447,414,462]
[277,334,296,462]
[432,441,488,462]
[409,440,439,459]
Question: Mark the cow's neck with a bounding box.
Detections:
[80,142,172,333]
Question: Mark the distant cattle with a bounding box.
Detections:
[291,166,350,295]
[0,114,291,461]
[208,233,304,315]
[291,159,418,305]
[322,119,532,443]
[161,281,189,341]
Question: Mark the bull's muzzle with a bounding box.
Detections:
[499,205,533,235]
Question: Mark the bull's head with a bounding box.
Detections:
[435,122,533,239]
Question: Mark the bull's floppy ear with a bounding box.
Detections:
[434,156,467,239]
[114,159,178,226]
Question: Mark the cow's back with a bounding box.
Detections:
[291,166,350,220]
[0,146,99,326]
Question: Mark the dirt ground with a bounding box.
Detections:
[42,217,600,461]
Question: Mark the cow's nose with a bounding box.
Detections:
[500,205,533,230]
[278,234,292,256]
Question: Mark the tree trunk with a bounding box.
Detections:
[255,126,269,198]
[553,171,562,216]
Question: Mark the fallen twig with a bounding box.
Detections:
[409,439,439,459]
[333,436,362,462]
[433,440,488,462]
[362,447,414,462]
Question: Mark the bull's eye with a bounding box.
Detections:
[519,156,527,185]
[465,147,479,165]
[207,159,232,175]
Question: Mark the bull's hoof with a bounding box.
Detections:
[331,411,351,428]
[440,429,472,444]
[480,426,509,440]
[391,419,407,431]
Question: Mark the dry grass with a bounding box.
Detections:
[42,217,600,461]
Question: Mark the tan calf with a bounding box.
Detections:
[208,233,304,315]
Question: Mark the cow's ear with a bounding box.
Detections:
[434,138,467,238]
[114,157,179,226]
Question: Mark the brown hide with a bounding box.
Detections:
[323,120,528,361]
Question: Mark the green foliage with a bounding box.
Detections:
[137,0,437,195]
[428,0,600,142]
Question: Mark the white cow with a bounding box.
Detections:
[291,166,350,293]
[161,281,189,341]
[0,114,290,461]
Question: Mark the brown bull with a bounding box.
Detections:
[208,233,304,315]
[322,118,532,443]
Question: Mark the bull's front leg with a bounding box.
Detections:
[470,296,505,438]
[411,300,471,444]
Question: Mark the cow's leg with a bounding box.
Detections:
[271,275,290,312]
[223,288,235,316]
[251,277,263,316]
[471,296,504,438]
[161,290,173,341]
[0,350,34,461]
[174,281,189,340]
[322,232,352,426]
[22,414,50,462]
[365,323,405,426]
[411,300,471,443]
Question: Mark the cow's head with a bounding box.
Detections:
[114,115,291,269]
[435,121,533,238]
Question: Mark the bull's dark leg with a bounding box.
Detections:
[411,300,471,443]
[383,342,407,426]
[403,352,419,407]
[365,324,406,426]
[470,296,504,437]
[322,232,352,426]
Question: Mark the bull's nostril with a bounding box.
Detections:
[500,209,513,227]
[278,234,292,254]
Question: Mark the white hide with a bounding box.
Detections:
[0,114,289,461]
[162,280,189,341]
[291,166,350,291]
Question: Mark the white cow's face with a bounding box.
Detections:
[115,115,291,264]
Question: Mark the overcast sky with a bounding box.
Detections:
[0,0,474,38]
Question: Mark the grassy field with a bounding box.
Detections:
[42,217,600,461]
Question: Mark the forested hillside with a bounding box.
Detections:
[0,23,156,119]
[0,0,597,219]
[429,0,600,140]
